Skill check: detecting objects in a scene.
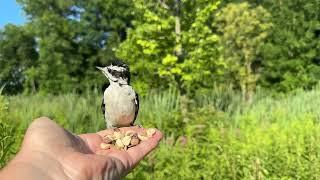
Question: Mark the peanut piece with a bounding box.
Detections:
[130,136,140,146]
[122,136,132,146]
[147,128,156,137]
[115,139,125,148]
[100,143,111,150]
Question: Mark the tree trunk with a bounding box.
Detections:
[174,0,182,58]
[174,0,184,93]
[31,78,36,94]
[241,81,254,104]
[159,0,184,93]
[242,55,255,104]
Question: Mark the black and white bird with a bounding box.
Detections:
[97,60,139,129]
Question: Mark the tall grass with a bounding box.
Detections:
[232,85,320,126]
[2,86,320,178]
[139,88,181,132]
[0,88,16,168]
[6,88,182,134]
[7,92,104,134]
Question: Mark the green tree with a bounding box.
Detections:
[258,0,320,91]
[223,0,320,92]
[117,0,221,94]
[216,2,272,102]
[0,24,38,94]
[17,0,136,93]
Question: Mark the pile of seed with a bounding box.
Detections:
[100,128,156,150]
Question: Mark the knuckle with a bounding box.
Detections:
[32,116,52,125]
[28,116,54,130]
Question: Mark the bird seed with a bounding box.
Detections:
[100,128,156,151]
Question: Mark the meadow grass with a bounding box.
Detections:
[1,87,320,178]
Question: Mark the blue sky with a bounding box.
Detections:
[0,1,26,29]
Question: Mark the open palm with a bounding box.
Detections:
[13,117,162,180]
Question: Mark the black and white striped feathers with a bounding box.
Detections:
[97,60,131,85]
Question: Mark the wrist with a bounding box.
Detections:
[0,149,69,180]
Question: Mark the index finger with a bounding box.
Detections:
[96,126,143,137]
[126,129,163,163]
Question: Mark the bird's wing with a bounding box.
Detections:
[101,98,105,117]
[132,92,139,125]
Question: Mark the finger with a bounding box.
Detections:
[96,126,143,137]
[96,129,115,137]
[126,129,163,163]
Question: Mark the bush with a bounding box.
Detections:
[0,88,16,168]
[126,119,320,179]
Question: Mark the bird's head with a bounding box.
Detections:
[97,60,131,85]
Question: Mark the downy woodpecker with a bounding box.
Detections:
[97,60,139,128]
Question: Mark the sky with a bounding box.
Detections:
[0,1,26,29]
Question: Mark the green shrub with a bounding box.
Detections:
[0,88,16,168]
[126,119,320,179]
[0,123,15,168]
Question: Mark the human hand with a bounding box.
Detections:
[0,117,162,180]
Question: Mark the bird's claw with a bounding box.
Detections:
[135,124,143,128]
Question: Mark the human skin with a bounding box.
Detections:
[0,117,163,180]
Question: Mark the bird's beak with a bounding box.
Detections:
[97,66,111,79]
[96,66,104,71]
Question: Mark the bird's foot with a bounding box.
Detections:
[129,122,143,128]
[135,124,143,128]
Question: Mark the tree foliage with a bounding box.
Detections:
[15,0,136,93]
[117,0,221,94]
[0,0,319,96]
[0,24,38,94]
[257,0,320,92]
[222,0,320,92]
[216,2,272,102]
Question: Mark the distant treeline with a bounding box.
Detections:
[0,0,319,100]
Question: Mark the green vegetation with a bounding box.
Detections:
[1,87,320,178]
[0,88,16,167]
[1,0,320,178]
[1,0,319,95]
[117,0,221,93]
[216,2,272,103]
